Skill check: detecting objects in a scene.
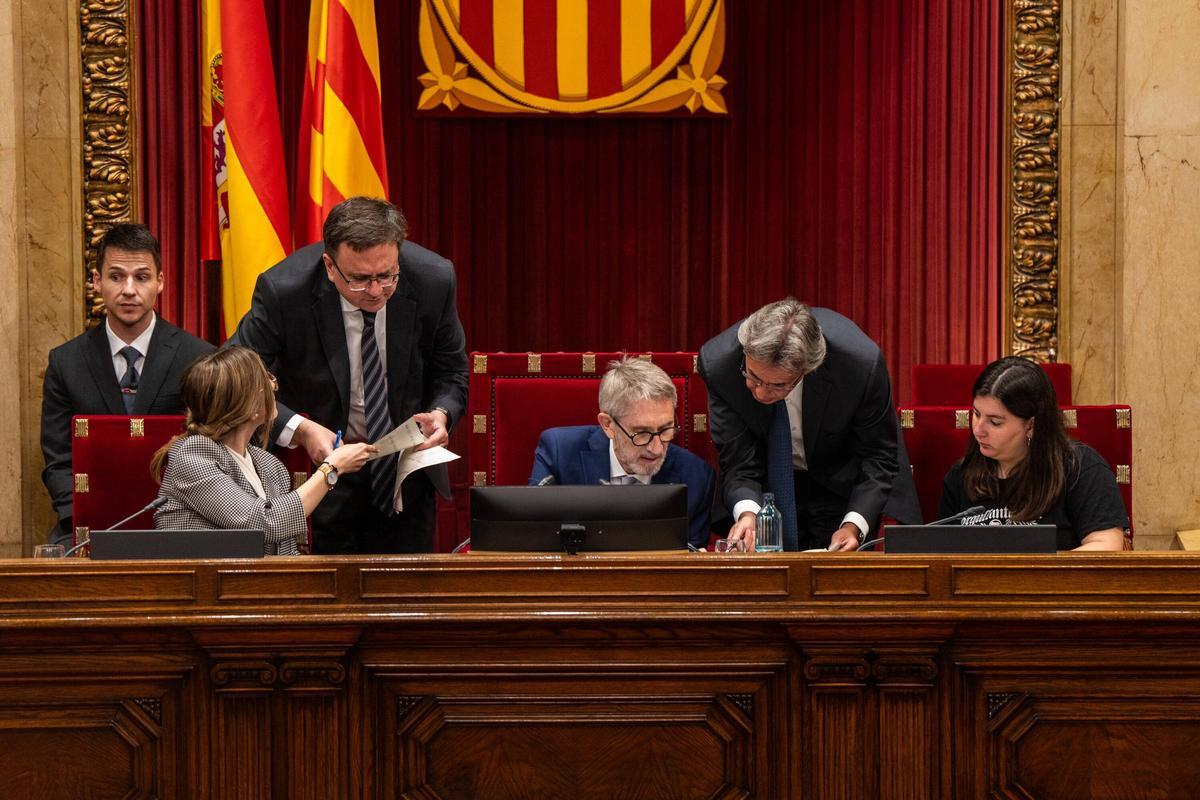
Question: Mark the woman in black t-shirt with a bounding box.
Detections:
[937,357,1128,551]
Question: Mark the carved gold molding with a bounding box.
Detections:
[79,0,137,328]
[1008,0,1062,361]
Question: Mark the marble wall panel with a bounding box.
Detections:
[1124,0,1200,135]
[1063,124,1119,403]
[1120,134,1200,539]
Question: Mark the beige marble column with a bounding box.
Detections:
[1,0,82,557]
[1118,0,1200,548]
[0,0,26,557]
[1060,0,1120,404]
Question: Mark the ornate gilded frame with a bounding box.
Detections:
[79,0,136,327]
[78,0,1062,357]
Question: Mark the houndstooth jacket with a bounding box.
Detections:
[155,434,305,555]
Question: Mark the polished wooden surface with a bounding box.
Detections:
[2,552,1200,799]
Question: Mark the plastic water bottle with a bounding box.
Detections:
[756,493,783,552]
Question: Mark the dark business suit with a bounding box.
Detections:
[40,317,214,546]
[698,308,920,549]
[227,240,468,553]
[528,425,717,549]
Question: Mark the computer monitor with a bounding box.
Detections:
[470,485,688,554]
[883,524,1058,554]
[88,529,265,560]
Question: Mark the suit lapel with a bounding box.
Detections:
[652,448,684,486]
[84,325,127,414]
[801,361,833,464]
[385,272,418,422]
[580,427,612,485]
[132,321,177,414]
[312,279,351,424]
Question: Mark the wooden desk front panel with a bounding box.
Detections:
[1,554,1199,799]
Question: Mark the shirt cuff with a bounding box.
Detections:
[842,512,869,538]
[732,499,762,521]
[277,414,304,448]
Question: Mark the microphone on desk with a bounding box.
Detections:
[64,496,168,558]
[535,474,557,486]
[857,506,988,552]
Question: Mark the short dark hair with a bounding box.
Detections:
[97,223,162,273]
[322,197,408,256]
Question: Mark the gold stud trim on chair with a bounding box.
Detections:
[955,410,970,429]
[1116,465,1130,485]
[693,413,707,433]
[75,474,89,493]
[900,409,915,429]
[472,471,487,486]
[1061,409,1077,429]
[472,415,487,434]
[130,418,145,437]
[74,418,89,437]
[1116,408,1131,429]
[292,472,307,490]
[527,353,542,373]
[473,354,488,373]
[582,353,596,373]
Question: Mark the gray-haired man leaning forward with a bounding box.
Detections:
[698,298,920,552]
[528,357,716,549]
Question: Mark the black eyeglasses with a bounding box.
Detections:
[612,418,680,447]
[740,358,802,394]
[328,255,400,292]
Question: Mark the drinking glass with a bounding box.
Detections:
[32,544,65,559]
[713,538,746,553]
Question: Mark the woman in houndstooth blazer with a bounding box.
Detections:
[151,347,375,554]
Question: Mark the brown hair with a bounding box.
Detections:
[151,347,277,480]
[961,357,1074,520]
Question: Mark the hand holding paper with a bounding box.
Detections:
[366,416,462,513]
[368,417,425,461]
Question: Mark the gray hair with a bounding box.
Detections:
[737,297,826,374]
[598,357,677,419]
[323,196,408,255]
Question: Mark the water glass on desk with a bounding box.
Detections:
[32,544,65,558]
[713,538,747,553]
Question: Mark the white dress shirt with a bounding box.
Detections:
[104,312,156,381]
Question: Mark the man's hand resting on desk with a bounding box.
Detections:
[825,523,861,551]
[294,419,337,465]
[413,409,449,450]
[727,512,757,552]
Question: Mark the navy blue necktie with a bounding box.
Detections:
[118,345,140,413]
[766,400,800,551]
[360,311,396,515]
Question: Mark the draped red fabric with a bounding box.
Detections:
[137,0,1004,399]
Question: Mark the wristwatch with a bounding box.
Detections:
[317,461,338,488]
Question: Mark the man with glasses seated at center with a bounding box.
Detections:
[528,357,716,550]
[698,298,921,552]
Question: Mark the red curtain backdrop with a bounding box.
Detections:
[138,0,1004,402]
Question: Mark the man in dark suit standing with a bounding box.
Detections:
[528,357,716,549]
[40,223,215,546]
[227,197,468,553]
[698,298,920,552]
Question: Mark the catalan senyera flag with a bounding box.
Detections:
[417,0,726,114]
[295,0,390,248]
[201,0,292,337]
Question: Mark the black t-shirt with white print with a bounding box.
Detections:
[938,443,1129,550]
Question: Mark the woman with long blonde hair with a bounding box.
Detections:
[151,347,374,554]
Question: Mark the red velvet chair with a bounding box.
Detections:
[898,404,1133,537]
[467,352,714,490]
[912,363,1073,405]
[71,415,312,551]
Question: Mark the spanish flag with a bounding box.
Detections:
[201,0,292,336]
[295,0,390,248]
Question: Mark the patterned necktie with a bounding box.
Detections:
[118,345,141,413]
[610,474,639,485]
[766,400,800,550]
[360,311,396,515]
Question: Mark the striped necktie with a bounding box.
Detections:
[118,345,140,413]
[360,311,396,515]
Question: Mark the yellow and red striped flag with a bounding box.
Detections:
[295,0,389,247]
[201,0,292,336]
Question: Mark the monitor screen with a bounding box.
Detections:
[88,529,265,560]
[883,524,1058,554]
[470,485,688,553]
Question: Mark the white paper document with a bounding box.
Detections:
[366,417,461,512]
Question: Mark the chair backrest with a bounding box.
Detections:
[468,352,713,489]
[72,414,312,548]
[912,363,1073,405]
[898,405,1133,535]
